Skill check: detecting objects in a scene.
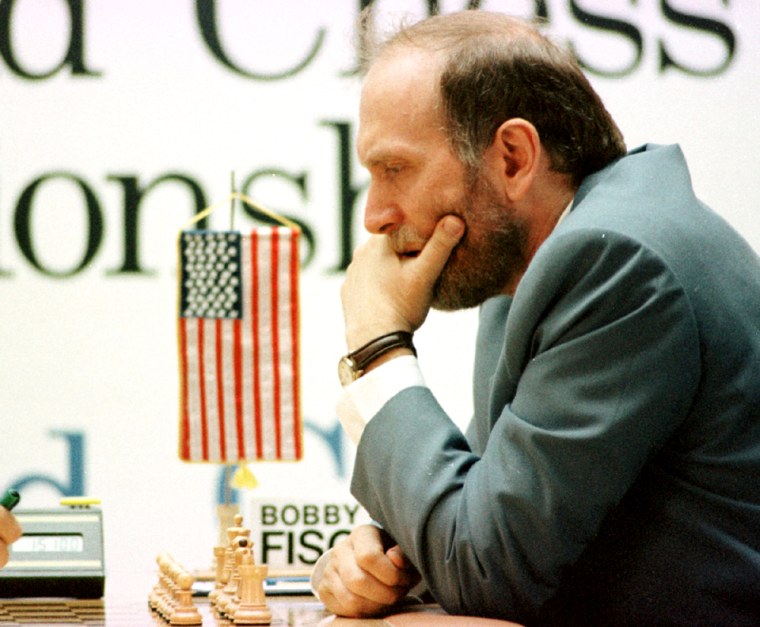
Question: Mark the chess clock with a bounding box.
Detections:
[0,498,105,598]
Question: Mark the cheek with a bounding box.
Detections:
[401,202,446,242]
[404,172,469,238]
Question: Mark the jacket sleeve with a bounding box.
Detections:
[349,229,701,622]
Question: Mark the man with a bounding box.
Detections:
[316,10,760,626]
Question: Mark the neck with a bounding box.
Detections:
[525,174,575,253]
[503,178,575,296]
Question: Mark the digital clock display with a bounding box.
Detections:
[12,533,85,554]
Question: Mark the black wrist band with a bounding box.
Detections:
[338,331,415,386]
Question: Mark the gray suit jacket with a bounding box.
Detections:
[351,145,760,625]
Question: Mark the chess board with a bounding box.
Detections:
[0,599,107,625]
[0,598,331,626]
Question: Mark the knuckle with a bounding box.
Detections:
[354,546,381,571]
[342,566,368,591]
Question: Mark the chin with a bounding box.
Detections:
[431,281,497,312]
[431,263,517,311]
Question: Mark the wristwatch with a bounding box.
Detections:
[338,331,415,387]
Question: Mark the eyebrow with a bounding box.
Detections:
[358,143,421,169]
[363,155,405,169]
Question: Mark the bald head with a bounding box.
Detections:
[359,10,626,184]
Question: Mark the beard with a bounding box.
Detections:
[427,175,530,311]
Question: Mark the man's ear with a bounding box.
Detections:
[489,118,541,202]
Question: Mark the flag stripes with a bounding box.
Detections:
[178,227,301,462]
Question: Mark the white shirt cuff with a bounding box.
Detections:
[310,549,330,597]
[336,354,426,445]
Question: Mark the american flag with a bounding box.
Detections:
[177,227,302,463]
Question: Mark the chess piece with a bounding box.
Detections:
[209,545,227,604]
[154,554,175,619]
[233,545,271,624]
[170,571,202,626]
[217,503,240,547]
[149,555,166,612]
[216,514,250,617]
[150,553,202,625]
[224,537,249,618]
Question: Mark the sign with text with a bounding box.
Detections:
[244,497,372,570]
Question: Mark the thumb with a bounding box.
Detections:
[417,215,465,276]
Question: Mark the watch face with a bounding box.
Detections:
[338,356,358,387]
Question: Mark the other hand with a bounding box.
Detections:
[0,508,22,569]
[316,524,421,617]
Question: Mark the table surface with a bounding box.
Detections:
[0,563,522,627]
[0,597,519,627]
[0,594,520,626]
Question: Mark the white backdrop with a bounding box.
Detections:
[2,0,758,591]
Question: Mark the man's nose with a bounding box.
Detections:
[363,183,403,234]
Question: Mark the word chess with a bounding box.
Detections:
[149,514,272,625]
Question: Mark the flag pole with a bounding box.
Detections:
[230,171,236,231]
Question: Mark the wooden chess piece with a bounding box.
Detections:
[169,571,202,626]
[217,514,251,617]
[209,545,227,604]
[155,554,175,619]
[233,546,271,624]
[149,554,166,612]
[217,503,240,547]
[224,537,249,619]
[150,553,202,625]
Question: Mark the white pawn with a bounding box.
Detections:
[170,571,202,626]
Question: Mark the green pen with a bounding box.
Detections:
[1,489,20,511]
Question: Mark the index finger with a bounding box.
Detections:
[0,508,22,544]
[415,215,465,278]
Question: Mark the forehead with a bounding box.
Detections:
[357,48,449,165]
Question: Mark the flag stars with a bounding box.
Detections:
[180,230,243,319]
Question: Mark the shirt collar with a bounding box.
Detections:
[556,198,574,227]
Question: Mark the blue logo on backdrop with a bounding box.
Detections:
[6,430,86,497]
[3,422,347,505]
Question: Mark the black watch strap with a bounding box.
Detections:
[338,331,416,386]
[349,331,416,370]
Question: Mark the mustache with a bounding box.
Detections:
[388,226,427,255]
[388,221,466,256]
